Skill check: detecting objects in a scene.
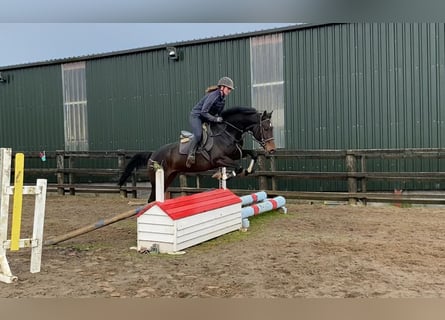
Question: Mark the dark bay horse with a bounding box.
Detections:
[118,106,276,202]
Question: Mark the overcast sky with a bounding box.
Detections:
[0,23,298,67]
[0,0,301,67]
[0,0,441,68]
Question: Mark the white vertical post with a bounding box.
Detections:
[0,148,47,283]
[0,148,15,283]
[155,168,164,202]
[0,148,11,235]
[30,179,47,273]
[219,167,227,190]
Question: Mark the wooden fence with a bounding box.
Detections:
[11,149,445,205]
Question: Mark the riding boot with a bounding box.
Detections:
[186,139,198,168]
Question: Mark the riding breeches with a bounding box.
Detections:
[189,114,203,143]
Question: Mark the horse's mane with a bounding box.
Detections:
[221,106,257,118]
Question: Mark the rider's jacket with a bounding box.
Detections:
[190,89,225,122]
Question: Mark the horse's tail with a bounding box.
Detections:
[118,151,153,186]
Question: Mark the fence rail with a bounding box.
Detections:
[11,148,445,204]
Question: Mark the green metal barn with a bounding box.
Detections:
[1,23,445,191]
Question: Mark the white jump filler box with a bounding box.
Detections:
[136,189,242,253]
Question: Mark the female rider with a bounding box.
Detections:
[186,76,234,168]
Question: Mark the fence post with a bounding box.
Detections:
[270,156,277,191]
[196,175,201,189]
[56,150,65,195]
[68,155,75,195]
[117,150,127,198]
[258,154,268,190]
[179,174,188,196]
[346,151,357,205]
[360,155,367,193]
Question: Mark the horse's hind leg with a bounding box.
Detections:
[164,172,178,198]
[148,170,177,202]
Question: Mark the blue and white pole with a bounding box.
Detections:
[241,196,286,228]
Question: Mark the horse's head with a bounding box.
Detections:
[252,110,276,154]
[221,107,276,154]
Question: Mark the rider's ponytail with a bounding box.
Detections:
[205,85,218,93]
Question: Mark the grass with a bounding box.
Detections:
[184,208,290,252]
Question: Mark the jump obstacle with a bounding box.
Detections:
[0,148,47,283]
[221,173,288,229]
[137,167,287,254]
[239,191,287,228]
[45,165,287,254]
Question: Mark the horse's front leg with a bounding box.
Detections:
[212,150,258,179]
[224,149,258,177]
[240,149,258,175]
[212,157,239,180]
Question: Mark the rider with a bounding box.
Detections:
[186,76,234,168]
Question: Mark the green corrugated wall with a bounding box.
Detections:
[0,65,64,152]
[86,38,252,150]
[282,23,445,191]
[2,23,445,191]
[285,23,445,149]
[4,23,445,153]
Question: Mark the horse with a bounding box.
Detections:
[118,106,276,202]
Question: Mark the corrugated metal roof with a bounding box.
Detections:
[0,23,335,71]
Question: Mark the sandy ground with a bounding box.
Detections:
[1,194,445,298]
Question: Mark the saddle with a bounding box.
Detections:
[179,123,214,161]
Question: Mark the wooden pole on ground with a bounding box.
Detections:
[44,203,153,246]
[45,164,163,246]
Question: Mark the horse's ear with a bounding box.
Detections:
[262,110,273,119]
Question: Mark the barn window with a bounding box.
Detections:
[61,61,89,151]
[250,33,285,148]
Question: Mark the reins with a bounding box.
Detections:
[221,113,272,148]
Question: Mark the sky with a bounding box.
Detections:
[0,23,297,68]
[0,0,302,67]
[0,0,440,68]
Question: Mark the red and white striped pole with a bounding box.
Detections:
[241,196,286,228]
[239,191,267,206]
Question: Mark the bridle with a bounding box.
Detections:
[222,112,274,148]
[253,113,275,148]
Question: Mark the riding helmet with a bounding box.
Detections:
[217,77,234,90]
